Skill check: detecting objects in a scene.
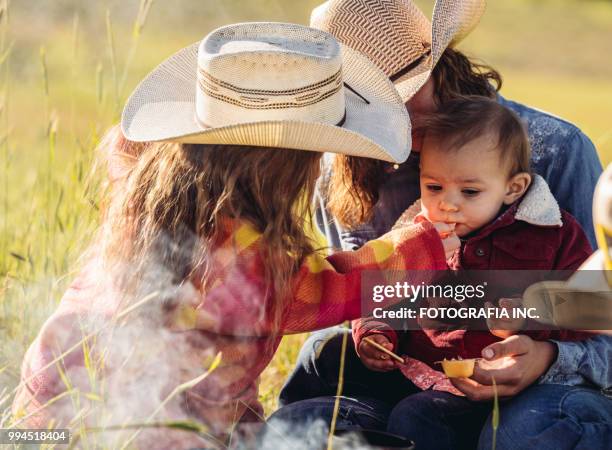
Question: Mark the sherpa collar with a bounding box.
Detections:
[514,174,562,227]
[398,174,562,229]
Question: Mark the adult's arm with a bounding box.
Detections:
[546,130,602,249]
[540,335,612,389]
[449,334,611,400]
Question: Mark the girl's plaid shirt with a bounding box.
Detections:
[14,218,446,446]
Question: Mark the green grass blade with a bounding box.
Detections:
[491,376,499,450]
[327,322,349,450]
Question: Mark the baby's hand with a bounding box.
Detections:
[432,222,459,260]
[358,334,397,372]
[391,206,458,260]
[486,297,526,339]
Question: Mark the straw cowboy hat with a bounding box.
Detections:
[311,0,486,101]
[522,264,612,332]
[121,22,410,163]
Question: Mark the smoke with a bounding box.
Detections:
[8,232,229,448]
[257,418,381,450]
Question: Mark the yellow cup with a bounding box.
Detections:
[440,358,476,378]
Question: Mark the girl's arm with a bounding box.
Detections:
[281,222,447,333]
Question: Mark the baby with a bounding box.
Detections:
[354,96,593,374]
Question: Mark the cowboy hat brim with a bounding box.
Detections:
[121,41,410,163]
[522,253,612,332]
[393,0,487,101]
[309,0,486,103]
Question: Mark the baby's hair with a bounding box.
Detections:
[417,96,532,176]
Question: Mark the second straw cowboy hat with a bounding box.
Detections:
[121,22,411,163]
[311,0,486,101]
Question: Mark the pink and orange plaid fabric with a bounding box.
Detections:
[14,218,445,447]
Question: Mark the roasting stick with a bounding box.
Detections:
[363,337,405,364]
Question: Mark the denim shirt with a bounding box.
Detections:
[542,335,612,393]
[317,95,610,390]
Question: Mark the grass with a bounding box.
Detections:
[1,0,611,447]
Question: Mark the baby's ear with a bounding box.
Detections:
[503,172,532,205]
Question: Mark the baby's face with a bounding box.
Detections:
[420,133,512,238]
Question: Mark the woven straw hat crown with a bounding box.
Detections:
[311,0,431,81]
[311,0,486,101]
[122,22,411,163]
[196,24,345,128]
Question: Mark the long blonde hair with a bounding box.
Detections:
[98,126,322,329]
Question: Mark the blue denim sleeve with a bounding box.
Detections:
[540,335,612,390]
[545,130,602,249]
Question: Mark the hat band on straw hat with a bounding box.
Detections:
[389,49,431,82]
[196,63,347,129]
[198,67,343,98]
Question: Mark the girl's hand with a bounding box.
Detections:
[449,334,557,401]
[433,222,460,259]
[358,334,397,372]
[486,298,526,339]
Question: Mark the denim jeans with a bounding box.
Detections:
[279,326,419,408]
[268,326,419,448]
[277,327,612,449]
[268,396,390,438]
[477,384,612,450]
[386,384,612,450]
[387,390,491,450]
[263,396,415,449]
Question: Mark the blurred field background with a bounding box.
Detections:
[1,0,611,435]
